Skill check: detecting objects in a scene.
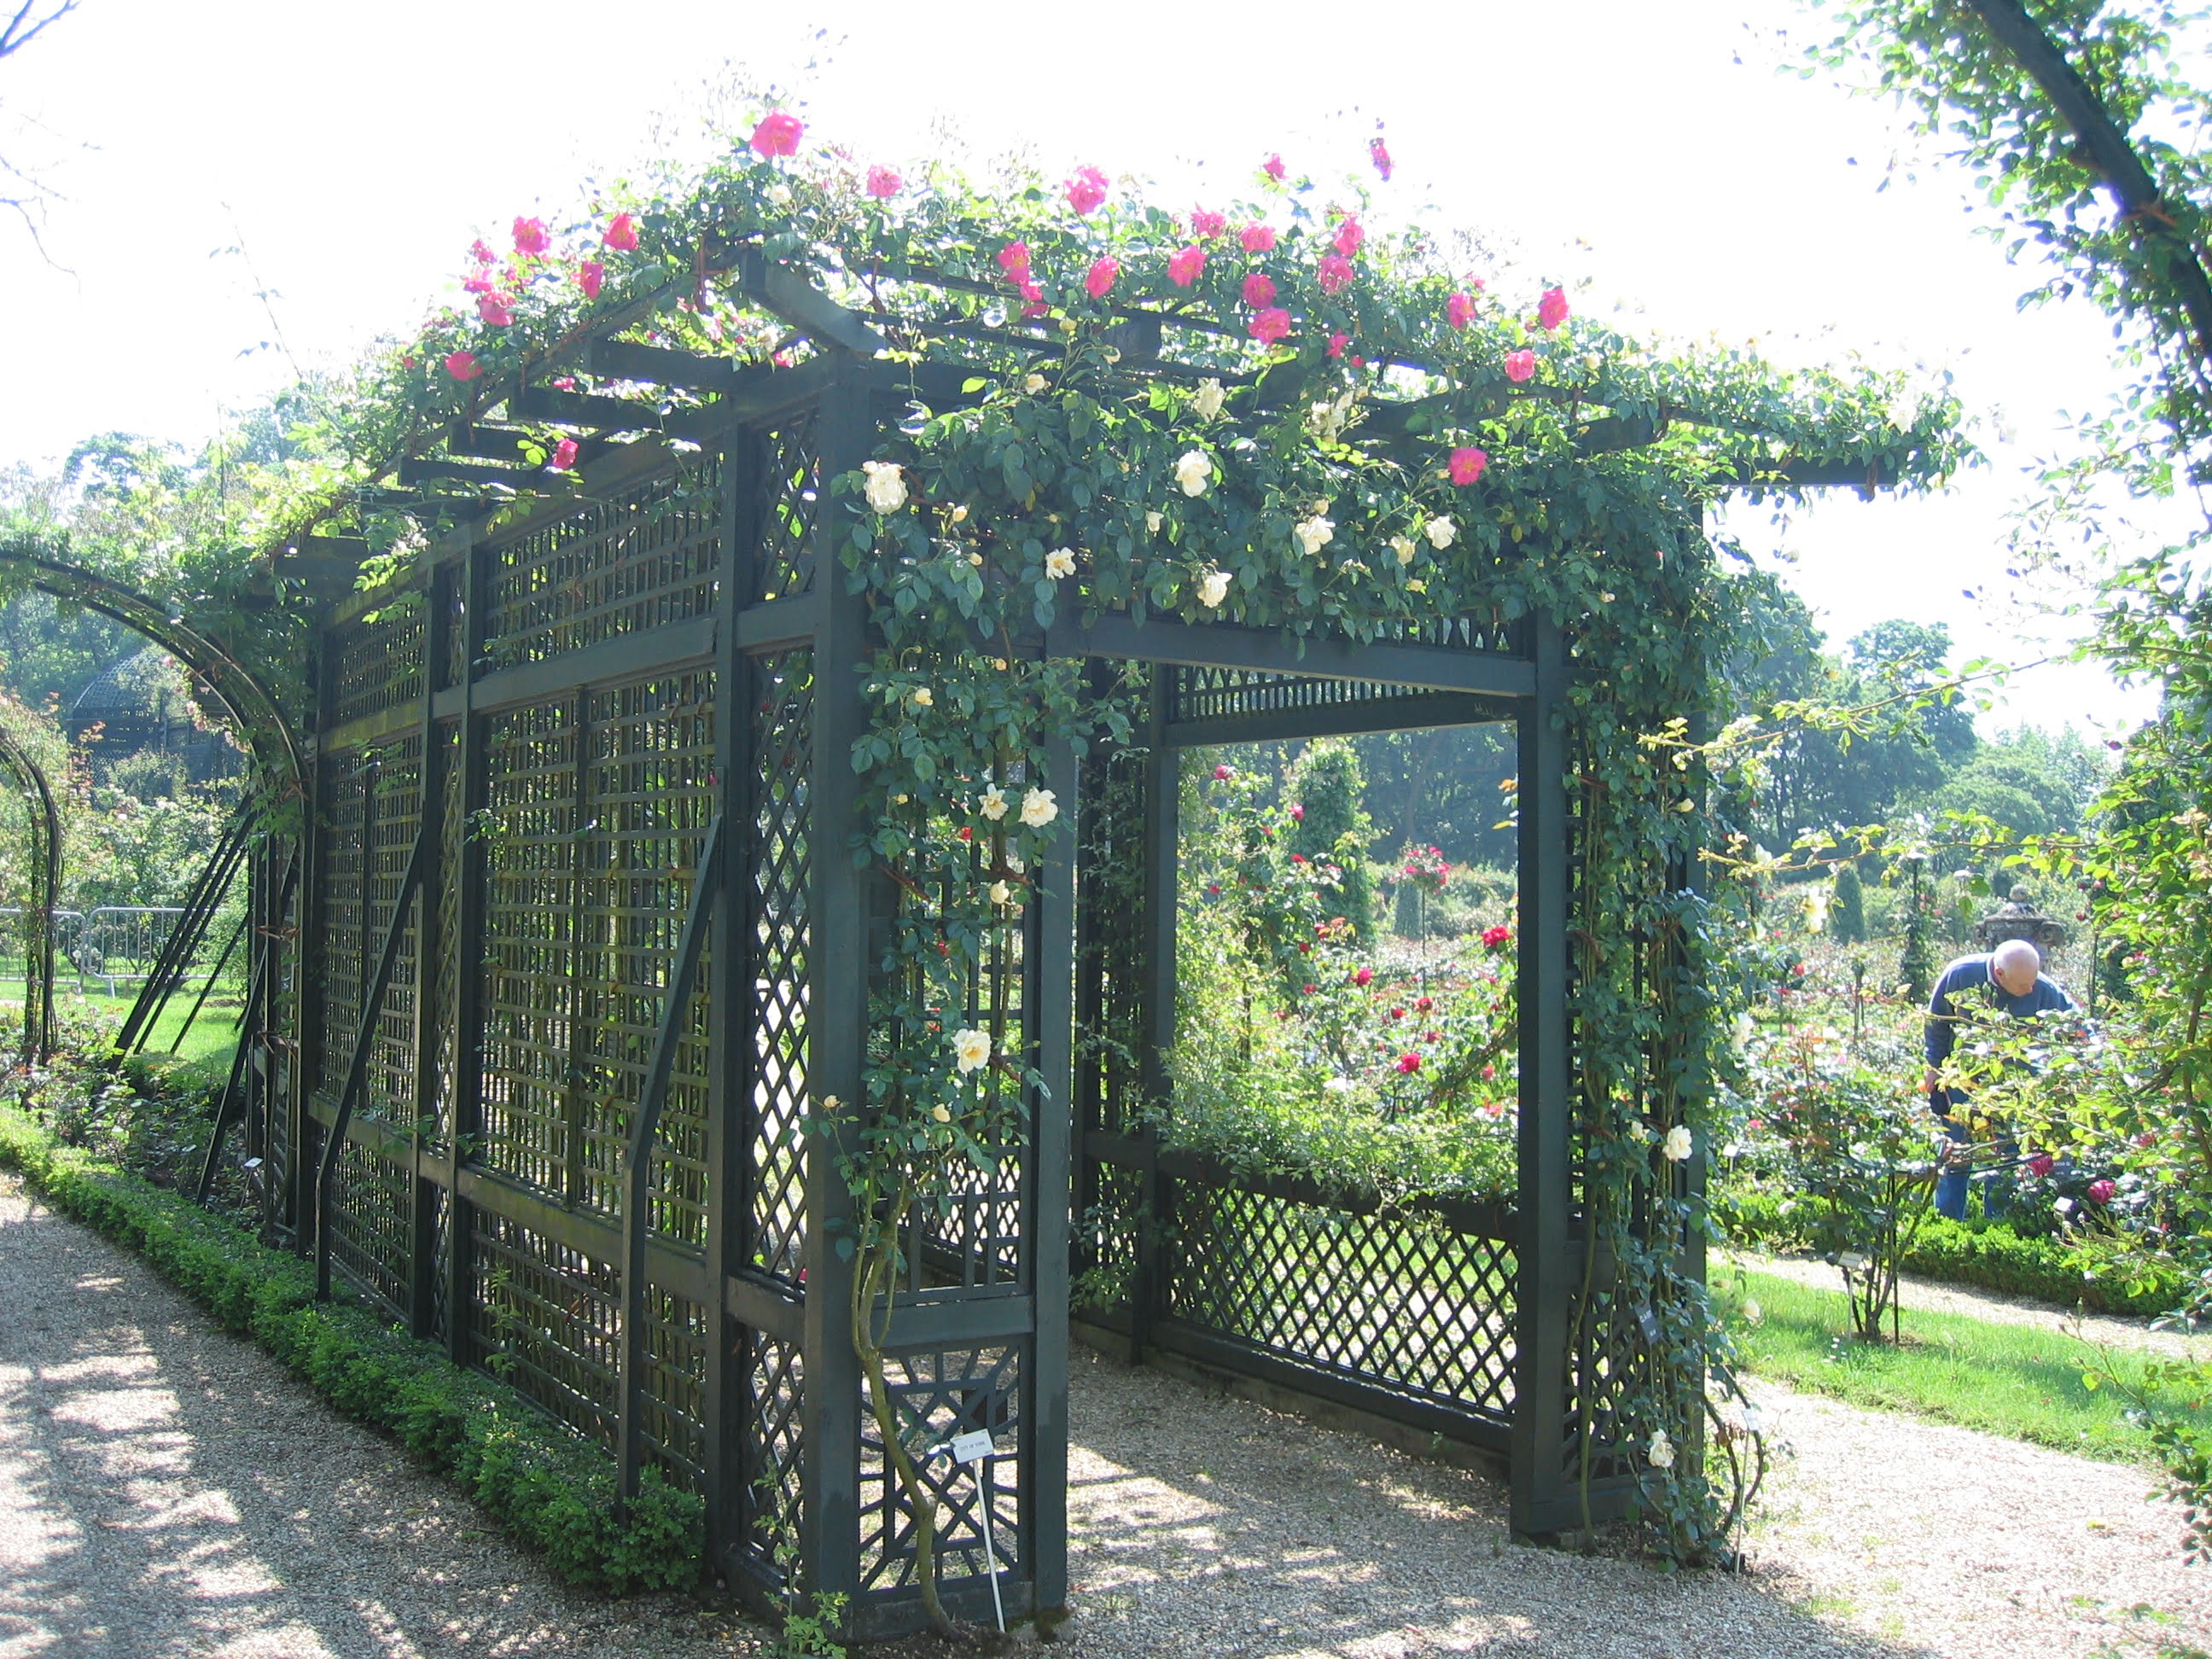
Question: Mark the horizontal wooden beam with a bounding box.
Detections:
[733,592,822,654]
[1049,611,1537,697]
[583,337,742,391]
[432,613,718,722]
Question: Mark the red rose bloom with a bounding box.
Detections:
[604,212,640,252]
[512,216,550,257]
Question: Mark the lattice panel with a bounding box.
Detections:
[483,460,722,668]
[1074,1163,1144,1316]
[314,760,367,1100]
[329,1139,411,1318]
[639,1287,708,1489]
[366,741,423,1126]
[1074,738,1149,1139]
[426,723,463,1143]
[750,416,821,602]
[469,1210,620,1444]
[859,1346,1022,1596]
[436,563,469,692]
[740,1334,806,1575]
[1171,664,1493,724]
[480,701,579,1197]
[1166,1183,1519,1420]
[1560,1286,1644,1484]
[428,1185,451,1344]
[1390,612,1527,655]
[329,597,428,729]
[578,672,717,1243]
[747,650,812,1284]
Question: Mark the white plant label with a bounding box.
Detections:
[950,1429,995,1464]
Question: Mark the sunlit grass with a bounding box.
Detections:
[1712,1266,2212,1466]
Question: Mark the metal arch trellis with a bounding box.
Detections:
[0,733,61,1064]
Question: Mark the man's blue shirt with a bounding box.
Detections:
[1924,952,2078,1073]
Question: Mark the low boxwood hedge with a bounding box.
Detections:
[1720,1185,2185,1316]
[0,1104,702,1594]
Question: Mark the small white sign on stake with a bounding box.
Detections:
[949,1428,996,1464]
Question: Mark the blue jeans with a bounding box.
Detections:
[1933,1101,2014,1222]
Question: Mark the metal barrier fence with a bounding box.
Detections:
[0,905,242,998]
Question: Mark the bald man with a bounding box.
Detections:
[1923,938,2078,1221]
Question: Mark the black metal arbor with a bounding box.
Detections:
[0,192,1935,1632]
[0,728,61,1063]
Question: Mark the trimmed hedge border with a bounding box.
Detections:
[1722,1186,2185,1316]
[0,1104,704,1594]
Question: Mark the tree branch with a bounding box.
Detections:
[1959,0,2212,372]
[0,1,76,60]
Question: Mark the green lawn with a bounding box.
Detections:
[0,974,246,1071]
[1713,1265,2212,1466]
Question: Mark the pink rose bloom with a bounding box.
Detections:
[1447,290,1476,330]
[1239,222,1277,253]
[2088,1178,2116,1204]
[1316,253,1354,296]
[1481,924,1511,948]
[1168,244,1207,288]
[1370,137,1393,180]
[1190,207,1227,239]
[469,238,495,265]
[512,216,550,257]
[1066,164,1109,215]
[1396,1053,1422,1074]
[1262,153,1286,180]
[1249,306,1291,345]
[1241,271,1277,307]
[463,271,493,294]
[1020,279,1047,319]
[476,291,515,327]
[1086,256,1120,299]
[1504,348,1536,383]
[866,165,900,198]
[1333,216,1365,258]
[1289,803,1305,821]
[1450,446,1489,486]
[550,437,579,471]
[998,241,1032,279]
[2026,1153,2057,1178]
[1537,285,1570,330]
[751,110,804,157]
[1353,966,1374,987]
[1214,764,1233,780]
[576,260,605,300]
[444,351,482,381]
[1327,330,1349,359]
[604,212,640,252]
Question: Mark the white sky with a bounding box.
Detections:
[0,0,2178,736]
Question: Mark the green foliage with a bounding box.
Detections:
[1829,864,1868,942]
[0,1103,703,1593]
[1896,858,1939,1002]
[1285,739,1375,940]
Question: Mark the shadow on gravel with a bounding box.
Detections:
[0,1190,752,1659]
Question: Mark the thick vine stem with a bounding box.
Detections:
[850,1179,952,1636]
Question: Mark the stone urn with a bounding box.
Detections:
[1972,884,2070,954]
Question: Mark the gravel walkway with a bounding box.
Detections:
[3,1173,2208,1658]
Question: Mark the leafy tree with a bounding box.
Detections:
[1831,863,1870,941]
[1285,738,1377,940]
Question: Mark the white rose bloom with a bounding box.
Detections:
[1145,509,1165,534]
[1662,1124,1693,1162]
[1020,787,1058,828]
[1741,1299,1763,1324]
[1424,515,1458,550]
[1045,546,1077,579]
[862,460,908,514]
[1192,378,1226,420]
[989,880,1012,905]
[1293,515,1336,557]
[765,183,795,208]
[1389,534,1417,567]
[1174,451,1211,497]
[1733,1012,1755,1049]
[1024,372,1049,394]
[952,1027,992,1074]
[979,786,1008,821]
[910,686,934,708]
[1197,568,1231,608]
[1647,1429,1675,1471]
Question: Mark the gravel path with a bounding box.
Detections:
[3,1173,2208,1658]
